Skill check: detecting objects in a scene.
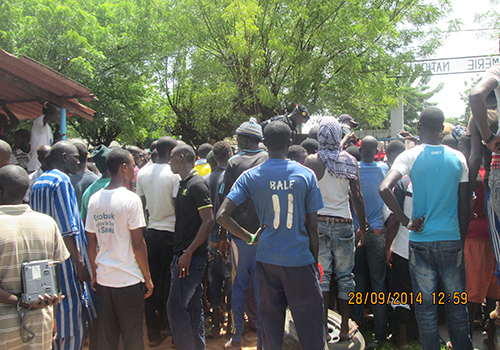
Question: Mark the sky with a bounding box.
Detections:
[301,0,498,133]
[427,0,498,120]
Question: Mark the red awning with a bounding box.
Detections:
[0,49,96,121]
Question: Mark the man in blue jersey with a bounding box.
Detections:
[379,107,472,350]
[30,141,98,350]
[352,136,389,348]
[217,121,326,350]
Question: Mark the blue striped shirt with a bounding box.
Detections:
[30,169,98,341]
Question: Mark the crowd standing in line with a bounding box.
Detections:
[3,65,500,350]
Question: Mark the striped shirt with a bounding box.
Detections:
[0,205,70,349]
[30,169,98,342]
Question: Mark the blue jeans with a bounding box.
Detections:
[352,230,388,342]
[167,255,207,350]
[229,238,261,347]
[318,221,355,299]
[409,240,473,350]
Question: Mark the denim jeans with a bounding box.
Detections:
[208,245,232,309]
[229,238,261,347]
[318,221,355,299]
[409,240,473,350]
[167,254,207,350]
[352,230,388,342]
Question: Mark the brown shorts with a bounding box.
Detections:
[464,238,500,303]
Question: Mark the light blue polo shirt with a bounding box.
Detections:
[391,144,468,242]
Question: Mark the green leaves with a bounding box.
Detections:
[1,0,451,145]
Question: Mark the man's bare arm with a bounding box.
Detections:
[458,182,470,244]
[63,236,90,282]
[305,212,319,263]
[177,207,214,278]
[384,214,400,268]
[217,198,254,242]
[468,119,484,191]
[349,163,366,245]
[469,77,500,152]
[85,231,98,290]
[379,170,406,225]
[130,227,153,298]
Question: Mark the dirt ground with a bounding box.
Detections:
[83,318,259,350]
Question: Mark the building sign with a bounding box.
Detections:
[413,55,500,75]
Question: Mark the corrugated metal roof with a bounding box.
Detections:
[0,49,96,121]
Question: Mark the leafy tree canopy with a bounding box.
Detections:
[1,0,450,145]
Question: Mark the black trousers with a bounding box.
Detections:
[144,228,175,341]
[390,253,412,324]
[96,282,145,350]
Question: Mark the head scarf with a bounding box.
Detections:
[317,116,358,180]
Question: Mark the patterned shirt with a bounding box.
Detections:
[0,205,69,349]
[30,169,98,340]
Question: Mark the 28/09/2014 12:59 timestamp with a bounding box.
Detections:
[347,291,468,305]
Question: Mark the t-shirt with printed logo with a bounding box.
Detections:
[85,186,146,287]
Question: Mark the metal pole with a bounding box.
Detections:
[60,108,66,141]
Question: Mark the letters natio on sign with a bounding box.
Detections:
[412,55,500,75]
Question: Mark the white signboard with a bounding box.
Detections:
[413,55,500,75]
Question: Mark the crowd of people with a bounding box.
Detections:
[1,65,500,350]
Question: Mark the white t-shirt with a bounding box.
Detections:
[136,163,180,232]
[383,178,412,259]
[28,115,53,172]
[85,187,146,287]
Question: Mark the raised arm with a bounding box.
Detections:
[469,77,500,152]
[177,206,214,278]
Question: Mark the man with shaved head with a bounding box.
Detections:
[168,144,214,350]
[0,165,69,349]
[137,136,179,347]
[351,135,389,348]
[31,141,97,350]
[70,142,99,208]
[0,139,12,169]
[304,117,366,342]
[380,107,472,350]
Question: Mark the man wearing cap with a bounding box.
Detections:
[222,119,268,350]
[260,103,310,138]
[80,145,112,223]
[339,114,359,136]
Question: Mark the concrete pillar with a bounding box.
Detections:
[390,98,404,138]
